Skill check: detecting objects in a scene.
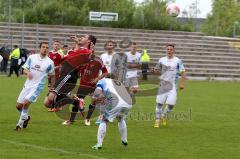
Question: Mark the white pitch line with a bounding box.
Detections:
[1,139,107,159]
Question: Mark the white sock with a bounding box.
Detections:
[162,105,174,118]
[155,103,163,120]
[17,109,28,127]
[118,120,127,142]
[97,121,107,147]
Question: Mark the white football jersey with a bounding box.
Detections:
[22,54,54,88]
[125,51,141,78]
[96,78,132,110]
[100,52,115,73]
[156,56,185,87]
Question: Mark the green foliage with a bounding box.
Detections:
[0,0,201,32]
[201,0,240,37]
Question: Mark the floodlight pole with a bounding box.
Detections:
[233,21,239,38]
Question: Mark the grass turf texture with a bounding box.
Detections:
[0,76,240,159]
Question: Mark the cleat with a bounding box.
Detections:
[14,125,22,131]
[162,117,167,126]
[62,120,74,125]
[154,120,160,128]
[121,140,128,146]
[23,116,31,128]
[92,144,102,150]
[85,119,91,126]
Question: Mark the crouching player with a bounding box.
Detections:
[91,75,132,150]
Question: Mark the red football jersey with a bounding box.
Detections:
[48,51,63,79]
[62,48,92,69]
[48,51,62,67]
[80,57,108,88]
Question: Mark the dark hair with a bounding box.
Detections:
[132,42,137,45]
[166,43,175,48]
[63,45,68,48]
[88,35,97,45]
[104,40,117,49]
[13,45,18,48]
[39,41,49,48]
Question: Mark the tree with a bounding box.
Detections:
[201,0,240,37]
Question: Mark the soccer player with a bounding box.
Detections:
[44,34,96,109]
[111,51,128,84]
[91,75,132,150]
[62,56,108,126]
[153,43,185,128]
[14,42,55,131]
[100,40,117,73]
[48,40,64,112]
[48,40,63,80]
[125,42,141,100]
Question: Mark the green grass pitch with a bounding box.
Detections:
[0,76,240,159]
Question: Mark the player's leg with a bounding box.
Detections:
[116,108,129,146]
[15,100,31,131]
[154,103,163,128]
[92,117,108,150]
[162,89,177,126]
[154,88,168,128]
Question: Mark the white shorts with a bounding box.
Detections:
[124,77,139,89]
[17,86,42,103]
[104,106,130,122]
[156,88,177,106]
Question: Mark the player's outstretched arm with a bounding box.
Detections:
[48,73,55,89]
[179,72,185,90]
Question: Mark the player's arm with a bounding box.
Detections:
[179,71,185,90]
[149,61,161,75]
[48,73,55,89]
[179,60,185,90]
[23,68,33,80]
[127,62,141,69]
[22,56,33,79]
[91,88,105,105]
[47,63,55,89]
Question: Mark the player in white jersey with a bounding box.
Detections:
[100,40,117,73]
[14,42,55,131]
[91,75,132,150]
[152,44,185,128]
[125,42,141,102]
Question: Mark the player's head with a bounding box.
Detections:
[78,34,97,49]
[63,44,68,54]
[130,42,137,54]
[104,40,116,53]
[52,40,61,52]
[166,43,175,58]
[39,42,49,56]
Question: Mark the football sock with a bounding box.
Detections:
[162,105,174,117]
[70,106,78,121]
[155,103,163,120]
[17,108,28,127]
[86,104,95,119]
[97,121,107,146]
[118,120,127,142]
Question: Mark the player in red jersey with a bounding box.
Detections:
[48,40,64,112]
[48,40,63,80]
[62,56,108,126]
[44,34,96,109]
